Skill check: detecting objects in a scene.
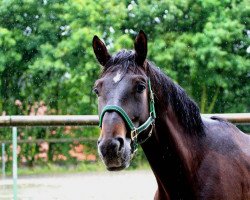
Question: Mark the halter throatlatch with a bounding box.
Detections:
[99,79,156,155]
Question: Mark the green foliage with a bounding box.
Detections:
[0,0,249,115]
[0,0,249,171]
[126,0,250,113]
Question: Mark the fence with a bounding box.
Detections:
[1,113,250,126]
[0,113,250,200]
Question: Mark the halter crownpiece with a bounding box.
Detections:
[99,78,156,154]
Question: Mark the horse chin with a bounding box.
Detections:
[102,155,130,171]
[100,153,132,171]
[107,164,129,171]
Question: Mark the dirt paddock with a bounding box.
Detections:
[0,170,157,200]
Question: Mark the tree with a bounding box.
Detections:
[0,0,249,168]
[124,0,250,113]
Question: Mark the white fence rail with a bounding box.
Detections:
[0,113,250,127]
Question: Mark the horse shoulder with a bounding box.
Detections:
[196,117,250,199]
[202,116,250,157]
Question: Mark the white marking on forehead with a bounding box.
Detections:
[113,71,122,83]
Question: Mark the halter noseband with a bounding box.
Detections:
[98,79,156,154]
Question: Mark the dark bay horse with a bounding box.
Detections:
[92,30,250,199]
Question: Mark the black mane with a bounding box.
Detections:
[102,50,204,136]
[146,63,205,137]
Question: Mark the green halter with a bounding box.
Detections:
[99,79,156,153]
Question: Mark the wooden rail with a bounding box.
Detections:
[0,137,97,145]
[202,113,250,124]
[0,115,99,127]
[0,113,249,127]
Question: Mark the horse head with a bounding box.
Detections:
[92,31,155,171]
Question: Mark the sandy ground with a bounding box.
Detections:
[0,170,157,200]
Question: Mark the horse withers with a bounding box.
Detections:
[92,30,250,199]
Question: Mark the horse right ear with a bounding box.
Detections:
[92,36,111,66]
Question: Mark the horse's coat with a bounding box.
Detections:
[92,30,250,199]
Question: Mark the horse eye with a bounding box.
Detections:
[93,88,99,96]
[136,83,146,93]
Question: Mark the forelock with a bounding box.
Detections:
[101,50,143,77]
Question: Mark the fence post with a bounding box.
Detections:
[2,143,5,178]
[12,127,17,200]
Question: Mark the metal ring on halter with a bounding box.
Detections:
[131,129,138,141]
[138,123,155,144]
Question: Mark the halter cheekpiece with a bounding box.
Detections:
[99,78,156,154]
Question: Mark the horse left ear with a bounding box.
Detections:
[134,30,147,67]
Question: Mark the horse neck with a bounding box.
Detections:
[141,107,204,198]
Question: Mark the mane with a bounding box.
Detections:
[101,50,205,137]
[146,63,205,137]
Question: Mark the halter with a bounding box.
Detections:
[99,79,156,154]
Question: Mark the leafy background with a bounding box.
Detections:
[0,0,249,172]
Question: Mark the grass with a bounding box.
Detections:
[16,162,106,176]
[4,160,150,177]
[3,147,150,176]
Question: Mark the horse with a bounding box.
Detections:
[92,30,250,199]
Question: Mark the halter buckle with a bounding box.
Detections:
[131,129,138,141]
[148,123,154,137]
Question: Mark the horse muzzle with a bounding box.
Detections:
[97,137,132,171]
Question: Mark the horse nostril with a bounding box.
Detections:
[98,137,125,157]
[116,137,124,152]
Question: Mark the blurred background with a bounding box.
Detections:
[0,0,249,179]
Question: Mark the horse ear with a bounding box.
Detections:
[92,36,111,66]
[134,30,147,67]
